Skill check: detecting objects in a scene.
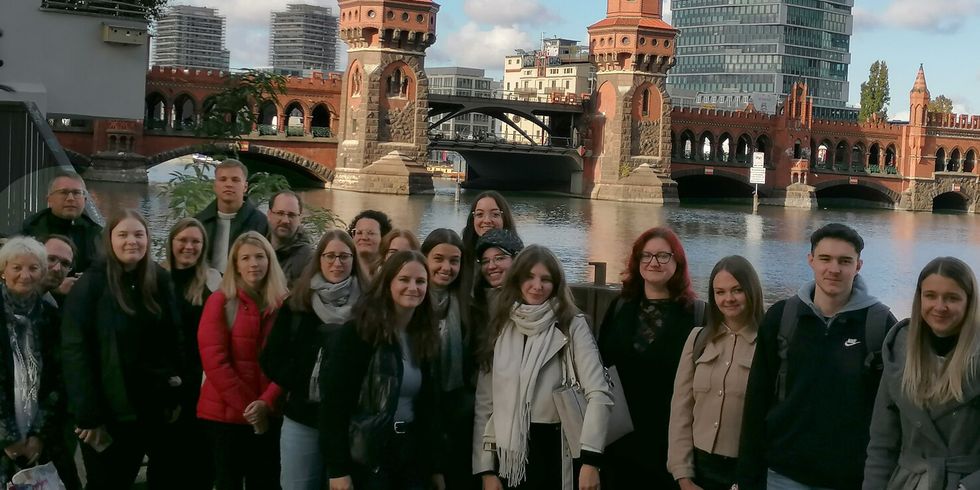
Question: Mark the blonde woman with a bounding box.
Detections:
[864,257,980,490]
[197,231,288,490]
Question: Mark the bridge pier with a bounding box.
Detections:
[591,162,679,204]
[331,149,433,195]
[780,183,818,209]
[83,152,148,183]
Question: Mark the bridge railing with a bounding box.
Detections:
[40,0,150,19]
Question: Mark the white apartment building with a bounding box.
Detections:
[501,38,593,144]
[269,4,340,75]
[426,67,496,138]
[152,5,230,70]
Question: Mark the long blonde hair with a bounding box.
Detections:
[220,231,288,313]
[902,257,979,408]
[164,218,210,306]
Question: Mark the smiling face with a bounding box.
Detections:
[213,166,247,209]
[713,269,748,326]
[480,247,513,288]
[473,197,504,237]
[172,226,204,270]
[390,260,428,313]
[353,218,382,258]
[47,176,87,220]
[426,243,462,288]
[639,237,676,291]
[235,243,269,289]
[920,273,969,337]
[3,254,45,297]
[320,239,354,284]
[521,262,555,306]
[808,237,862,300]
[111,218,148,270]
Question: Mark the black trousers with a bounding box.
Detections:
[206,419,281,490]
[693,448,737,490]
[352,424,428,490]
[78,421,153,490]
[442,389,478,490]
[148,410,214,490]
[504,424,579,490]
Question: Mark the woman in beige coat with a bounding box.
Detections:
[472,245,612,490]
[668,256,764,490]
[864,257,980,490]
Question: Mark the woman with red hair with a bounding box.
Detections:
[598,227,705,490]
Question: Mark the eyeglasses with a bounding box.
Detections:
[47,255,73,271]
[270,210,300,220]
[478,254,511,266]
[473,211,503,221]
[321,252,354,263]
[640,252,674,265]
[50,189,86,199]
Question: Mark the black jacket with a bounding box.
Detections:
[168,267,211,411]
[738,297,897,490]
[260,304,342,428]
[272,228,314,286]
[194,199,269,265]
[319,321,442,478]
[21,209,103,273]
[0,297,64,447]
[61,263,183,429]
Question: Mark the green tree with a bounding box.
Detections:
[929,95,954,114]
[195,70,287,150]
[858,60,891,122]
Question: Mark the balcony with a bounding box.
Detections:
[40,0,151,19]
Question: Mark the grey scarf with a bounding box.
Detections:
[431,288,464,392]
[308,275,359,401]
[1,284,42,439]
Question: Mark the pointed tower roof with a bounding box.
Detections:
[911,64,930,97]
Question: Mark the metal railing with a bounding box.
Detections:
[40,0,151,19]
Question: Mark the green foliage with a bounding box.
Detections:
[929,95,954,114]
[195,70,288,152]
[858,60,891,122]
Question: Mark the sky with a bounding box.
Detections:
[173,0,980,120]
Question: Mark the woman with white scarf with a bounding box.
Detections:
[0,237,65,486]
[261,229,363,490]
[473,245,612,490]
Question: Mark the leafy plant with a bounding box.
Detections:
[195,70,288,152]
[929,95,954,114]
[859,61,890,123]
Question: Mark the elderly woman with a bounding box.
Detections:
[0,237,64,485]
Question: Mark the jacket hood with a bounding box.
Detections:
[796,274,879,320]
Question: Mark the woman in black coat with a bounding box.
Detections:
[320,251,444,490]
[61,210,183,490]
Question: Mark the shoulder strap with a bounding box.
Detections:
[776,296,802,402]
[690,326,708,365]
[863,302,891,370]
[693,299,707,328]
[224,296,239,330]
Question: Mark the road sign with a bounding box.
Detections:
[752,152,765,168]
[750,166,765,184]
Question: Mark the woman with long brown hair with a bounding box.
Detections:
[598,227,705,489]
[61,210,182,490]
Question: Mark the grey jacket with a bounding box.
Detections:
[864,320,980,490]
[273,227,314,286]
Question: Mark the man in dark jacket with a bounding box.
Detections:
[22,170,102,273]
[267,190,313,286]
[738,223,897,490]
[40,234,77,307]
[194,159,268,273]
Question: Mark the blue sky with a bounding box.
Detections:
[183,0,980,119]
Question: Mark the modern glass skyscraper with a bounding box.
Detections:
[668,0,854,119]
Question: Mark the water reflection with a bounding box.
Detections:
[85,168,980,319]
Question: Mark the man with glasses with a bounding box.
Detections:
[39,234,77,307]
[266,190,313,286]
[22,170,102,273]
[194,159,268,273]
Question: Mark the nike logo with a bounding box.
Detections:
[844,338,861,347]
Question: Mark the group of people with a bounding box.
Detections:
[0,159,976,490]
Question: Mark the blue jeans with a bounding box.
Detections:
[766,469,835,490]
[280,416,323,490]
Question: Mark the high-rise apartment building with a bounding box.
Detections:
[668,0,855,120]
[269,4,340,75]
[152,5,230,70]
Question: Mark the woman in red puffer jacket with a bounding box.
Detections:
[197,232,289,490]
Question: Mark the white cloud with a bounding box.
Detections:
[854,0,980,33]
[462,0,559,26]
[430,22,533,73]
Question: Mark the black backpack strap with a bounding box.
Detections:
[863,302,891,371]
[693,299,707,328]
[691,326,709,365]
[776,296,801,402]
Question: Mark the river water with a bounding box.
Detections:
[82,160,980,319]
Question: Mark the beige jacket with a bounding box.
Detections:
[472,314,612,490]
[667,324,757,480]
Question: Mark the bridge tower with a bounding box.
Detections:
[904,65,931,176]
[332,0,440,194]
[587,0,678,203]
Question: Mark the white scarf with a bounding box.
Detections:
[308,275,359,401]
[491,299,559,485]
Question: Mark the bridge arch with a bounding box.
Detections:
[672,168,759,200]
[172,93,197,130]
[935,147,946,172]
[834,140,849,167]
[756,134,771,165]
[678,129,696,160]
[146,143,333,183]
[933,191,971,213]
[948,148,962,171]
[965,149,977,173]
[698,131,715,162]
[851,142,866,169]
[283,100,306,129]
[717,133,733,163]
[311,104,333,134]
[145,92,168,130]
[734,133,751,165]
[428,106,552,143]
[813,179,900,208]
